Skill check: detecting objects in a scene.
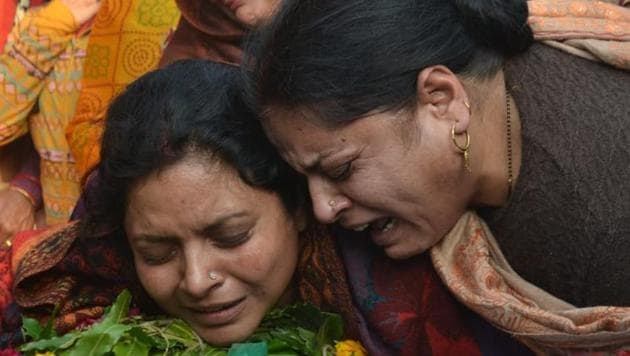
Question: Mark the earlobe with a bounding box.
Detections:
[415,65,471,133]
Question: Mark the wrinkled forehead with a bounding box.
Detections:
[261,106,345,168]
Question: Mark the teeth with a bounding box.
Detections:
[382,218,395,232]
[352,224,369,232]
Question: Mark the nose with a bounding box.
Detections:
[307,176,351,224]
[179,247,222,299]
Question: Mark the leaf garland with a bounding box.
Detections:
[19,290,359,356]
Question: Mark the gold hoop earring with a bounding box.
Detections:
[451,124,471,173]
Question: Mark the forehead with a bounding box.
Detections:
[263,106,405,168]
[126,157,265,217]
[263,108,353,161]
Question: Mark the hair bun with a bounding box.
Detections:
[451,0,533,55]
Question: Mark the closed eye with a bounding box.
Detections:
[327,161,353,181]
[138,247,178,265]
[213,230,252,249]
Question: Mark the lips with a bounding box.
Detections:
[189,297,246,326]
[348,217,396,233]
[370,218,399,245]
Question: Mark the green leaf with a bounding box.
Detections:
[21,317,42,340]
[128,326,162,348]
[227,342,268,356]
[162,319,200,347]
[113,338,150,356]
[68,323,131,356]
[266,329,309,353]
[41,304,61,339]
[200,349,229,356]
[99,289,132,327]
[314,313,343,352]
[265,339,293,353]
[20,333,77,352]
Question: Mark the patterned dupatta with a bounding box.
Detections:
[528,0,630,70]
[0,223,136,347]
[432,212,630,354]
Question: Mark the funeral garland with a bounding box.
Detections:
[18,290,366,356]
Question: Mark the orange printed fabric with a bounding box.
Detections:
[66,0,180,181]
[528,0,630,70]
[0,0,89,225]
[431,212,630,355]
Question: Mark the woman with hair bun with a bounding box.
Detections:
[247,0,630,353]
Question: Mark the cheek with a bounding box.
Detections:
[134,260,178,310]
[233,227,299,297]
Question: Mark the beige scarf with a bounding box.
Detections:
[431,212,630,354]
[528,0,630,70]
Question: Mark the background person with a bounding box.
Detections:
[0,0,101,234]
[67,0,280,185]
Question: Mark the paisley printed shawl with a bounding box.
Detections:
[432,212,630,354]
[0,223,133,347]
[528,0,630,70]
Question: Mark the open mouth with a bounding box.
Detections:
[351,217,396,233]
[197,298,244,313]
[190,297,246,326]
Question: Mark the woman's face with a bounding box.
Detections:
[264,106,470,260]
[124,155,300,345]
[212,0,281,28]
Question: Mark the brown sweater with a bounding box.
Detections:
[479,44,630,307]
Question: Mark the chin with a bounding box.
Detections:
[384,243,429,260]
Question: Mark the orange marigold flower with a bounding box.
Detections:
[335,340,367,356]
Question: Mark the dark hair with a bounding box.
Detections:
[246,0,533,123]
[83,59,305,237]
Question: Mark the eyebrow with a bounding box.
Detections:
[303,147,357,173]
[195,211,251,235]
[302,157,323,173]
[133,235,177,243]
[132,212,251,242]
[302,150,337,173]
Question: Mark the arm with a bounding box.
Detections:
[0,0,83,146]
[0,148,41,242]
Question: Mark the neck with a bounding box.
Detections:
[464,70,522,207]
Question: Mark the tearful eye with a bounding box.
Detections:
[327,161,353,181]
[140,249,177,265]
[214,230,252,248]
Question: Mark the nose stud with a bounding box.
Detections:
[328,200,337,209]
[208,272,218,280]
